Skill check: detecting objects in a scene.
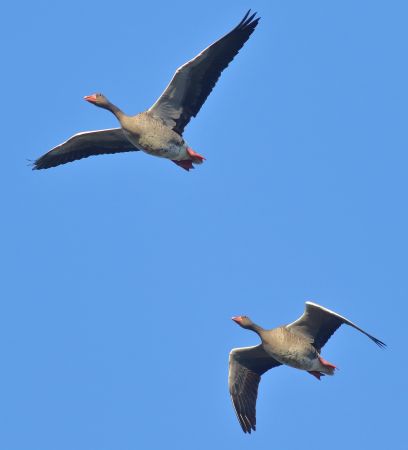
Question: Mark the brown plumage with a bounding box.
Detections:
[229,302,386,433]
[33,11,260,171]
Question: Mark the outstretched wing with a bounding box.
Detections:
[33,128,138,170]
[228,345,281,434]
[148,10,260,135]
[286,301,386,352]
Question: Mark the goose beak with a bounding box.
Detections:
[232,316,243,323]
[84,94,97,103]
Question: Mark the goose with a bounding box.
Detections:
[33,10,260,171]
[229,301,386,433]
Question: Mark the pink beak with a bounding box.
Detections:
[231,316,243,323]
[84,94,97,103]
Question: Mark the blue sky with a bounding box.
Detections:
[1,1,406,448]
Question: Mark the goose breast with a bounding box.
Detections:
[261,327,319,370]
[121,113,188,161]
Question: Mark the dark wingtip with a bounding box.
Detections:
[31,160,42,170]
[242,424,254,434]
[246,11,257,23]
[373,337,387,349]
[246,424,256,434]
[242,9,251,21]
[366,332,386,348]
[30,155,48,170]
[236,9,261,30]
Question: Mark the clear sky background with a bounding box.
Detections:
[1,1,406,449]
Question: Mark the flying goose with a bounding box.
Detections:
[229,301,386,433]
[33,11,260,171]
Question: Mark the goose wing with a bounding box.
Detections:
[33,128,138,170]
[148,10,260,135]
[286,301,386,352]
[229,345,281,433]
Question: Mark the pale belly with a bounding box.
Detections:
[123,131,189,161]
[263,343,318,371]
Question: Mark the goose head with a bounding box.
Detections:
[232,315,256,329]
[84,93,111,110]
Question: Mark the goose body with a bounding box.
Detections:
[260,327,326,372]
[33,11,260,171]
[120,112,190,161]
[229,301,386,433]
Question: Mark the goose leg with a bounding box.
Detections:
[187,147,206,163]
[319,357,337,370]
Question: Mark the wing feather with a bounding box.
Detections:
[228,345,281,433]
[33,128,138,170]
[286,302,386,352]
[149,10,260,135]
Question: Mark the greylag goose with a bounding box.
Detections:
[33,11,260,171]
[229,301,386,433]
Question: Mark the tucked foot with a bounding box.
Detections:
[308,371,325,380]
[172,160,194,171]
[319,356,337,374]
[187,147,206,164]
